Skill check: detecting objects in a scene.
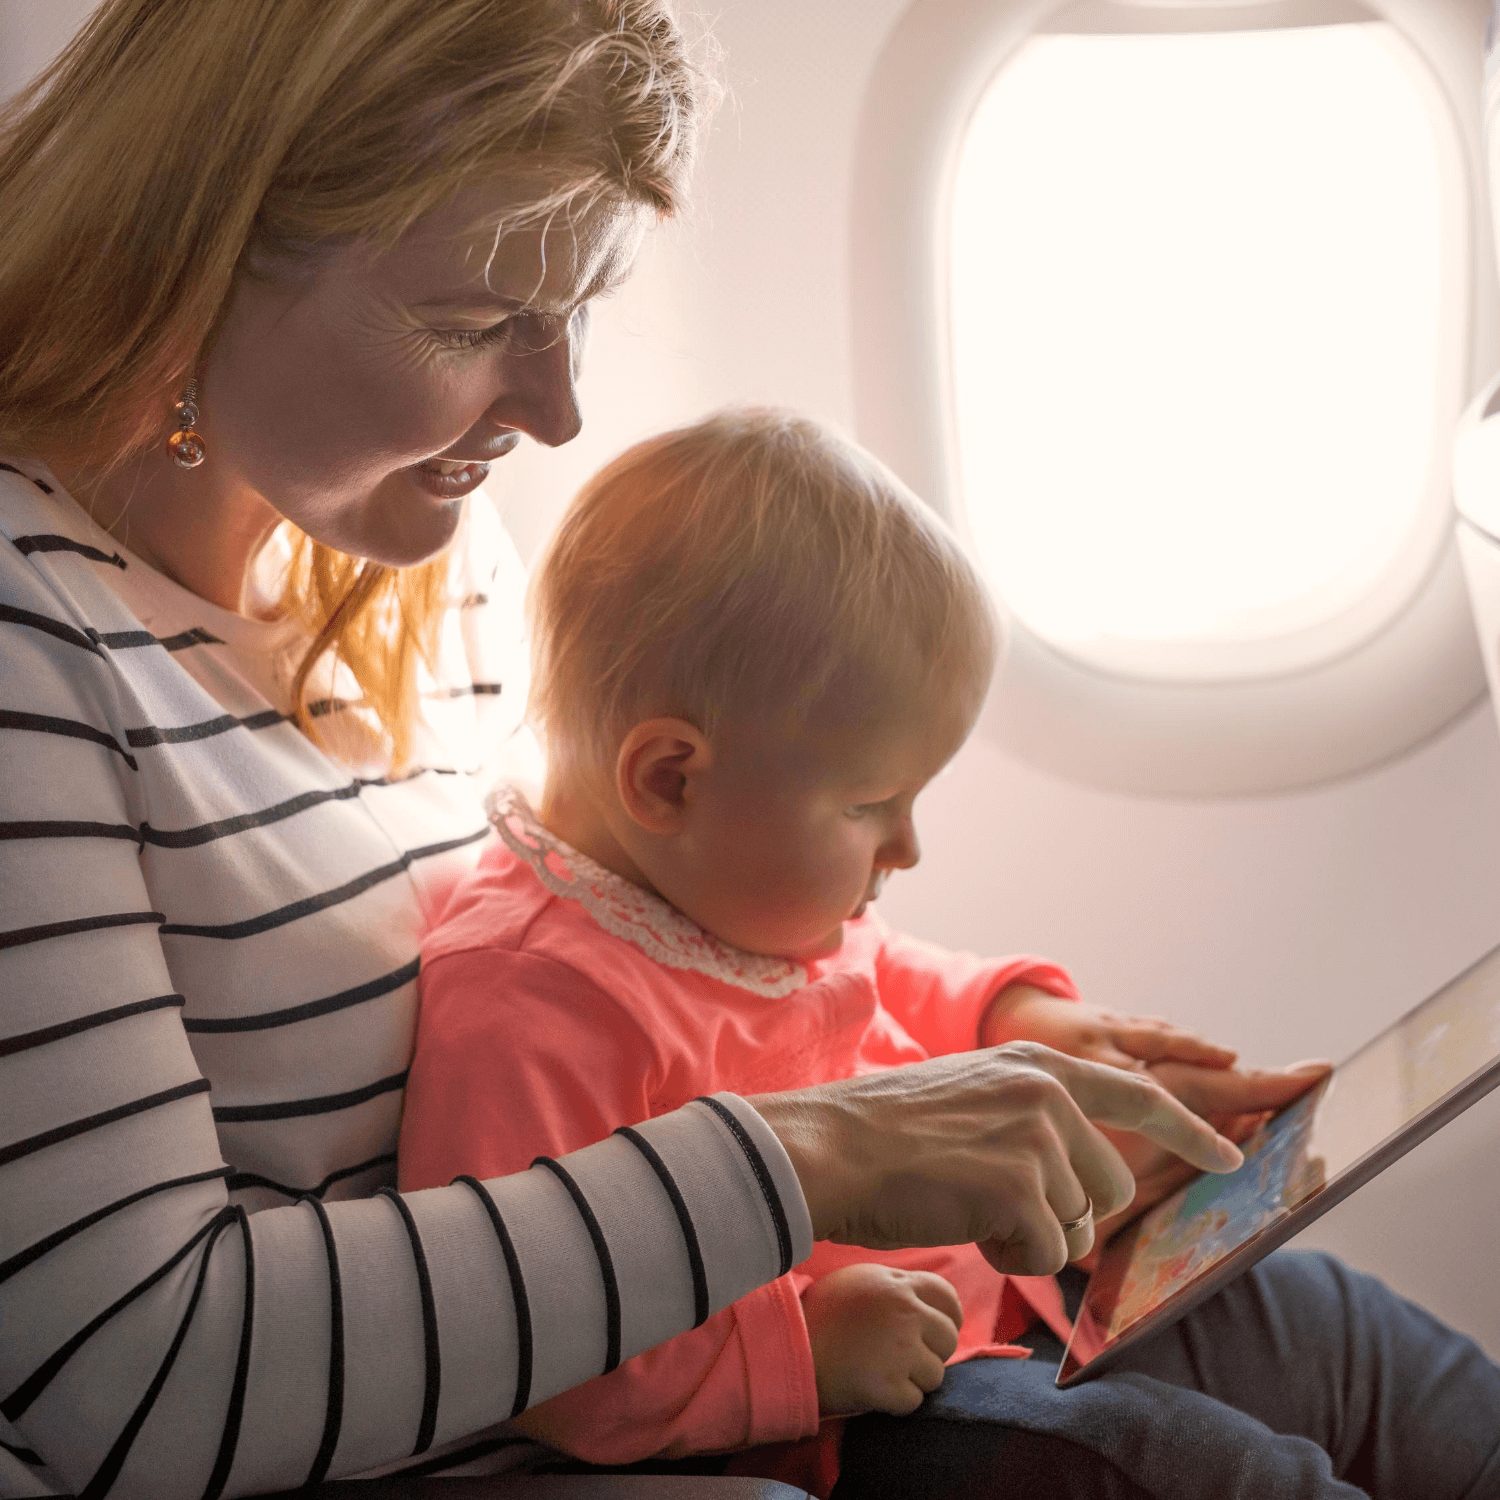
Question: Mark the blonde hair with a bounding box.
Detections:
[529,408,999,772]
[0,0,708,767]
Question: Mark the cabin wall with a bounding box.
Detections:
[505,0,1500,1354]
[6,0,1500,1351]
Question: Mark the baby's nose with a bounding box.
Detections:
[881,820,921,871]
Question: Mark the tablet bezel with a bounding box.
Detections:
[1057,938,1500,1387]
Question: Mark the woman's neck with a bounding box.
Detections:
[37,442,283,616]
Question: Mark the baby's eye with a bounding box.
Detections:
[844,800,884,820]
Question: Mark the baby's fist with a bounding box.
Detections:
[802,1263,962,1417]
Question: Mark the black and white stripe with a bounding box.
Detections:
[0,464,811,1498]
[302,1195,346,1490]
[616,1124,710,1328]
[533,1156,623,1374]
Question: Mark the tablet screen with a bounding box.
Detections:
[1063,939,1500,1377]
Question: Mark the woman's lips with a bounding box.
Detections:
[407,458,492,500]
[407,433,521,499]
[420,456,488,473]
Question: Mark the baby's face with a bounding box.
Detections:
[653,697,977,961]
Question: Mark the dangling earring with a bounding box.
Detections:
[167,378,206,469]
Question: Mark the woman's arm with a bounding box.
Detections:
[400,948,821,1463]
[0,538,810,1500]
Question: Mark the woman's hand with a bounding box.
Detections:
[980,985,1238,1074]
[750,1042,1244,1277]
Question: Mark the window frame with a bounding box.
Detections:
[850,0,1494,795]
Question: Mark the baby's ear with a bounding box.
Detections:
[616,718,711,833]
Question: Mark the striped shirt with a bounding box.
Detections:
[0,458,812,1500]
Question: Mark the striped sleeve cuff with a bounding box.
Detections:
[401,1092,815,1442]
[687,1093,815,1275]
[524,1092,813,1383]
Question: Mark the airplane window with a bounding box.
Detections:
[950,22,1456,683]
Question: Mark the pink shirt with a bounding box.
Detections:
[399,790,1079,1483]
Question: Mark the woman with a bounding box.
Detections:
[0,4,1489,1500]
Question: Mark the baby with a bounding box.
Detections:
[398,409,1233,1489]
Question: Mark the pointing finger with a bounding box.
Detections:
[1058,1055,1245,1175]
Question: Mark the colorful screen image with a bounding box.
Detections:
[1072,938,1500,1368]
[1100,1086,1329,1337]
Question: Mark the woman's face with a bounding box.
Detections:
[204,180,650,566]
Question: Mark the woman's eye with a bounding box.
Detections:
[429,322,514,351]
[429,311,561,354]
[429,318,524,353]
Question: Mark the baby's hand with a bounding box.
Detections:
[981,985,1238,1074]
[802,1263,962,1417]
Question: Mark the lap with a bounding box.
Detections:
[834,1252,1500,1500]
[834,1342,1361,1500]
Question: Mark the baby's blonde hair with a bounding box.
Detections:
[529,408,999,771]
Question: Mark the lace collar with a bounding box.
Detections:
[486,784,810,1000]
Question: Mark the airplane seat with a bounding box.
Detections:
[267,1475,811,1498]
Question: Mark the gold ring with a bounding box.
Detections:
[1058,1196,1094,1235]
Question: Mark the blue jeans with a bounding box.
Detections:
[833,1252,1500,1500]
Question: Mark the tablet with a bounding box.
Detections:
[1058,937,1500,1386]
